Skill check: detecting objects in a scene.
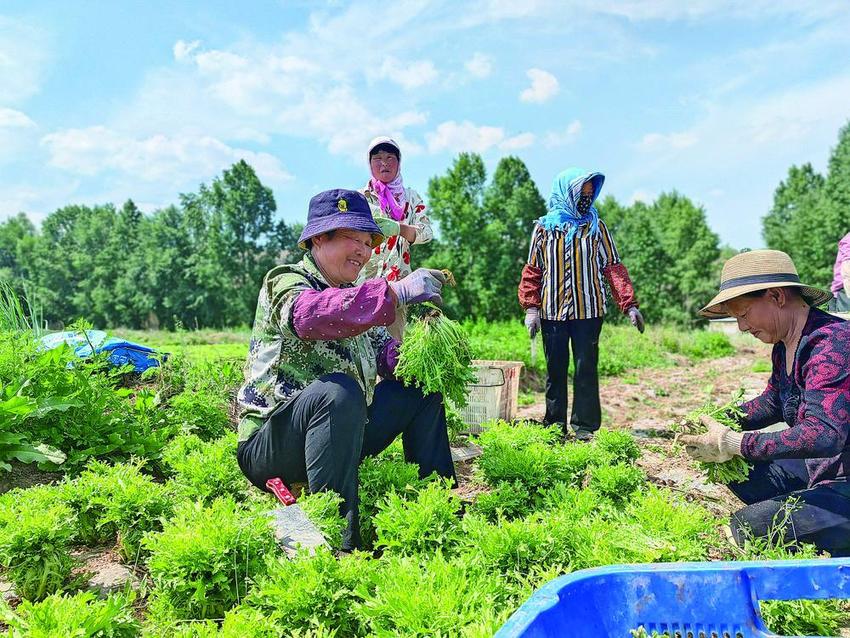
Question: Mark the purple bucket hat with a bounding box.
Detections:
[297,188,384,250]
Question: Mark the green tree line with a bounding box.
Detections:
[0,160,300,329]
[9,120,848,331]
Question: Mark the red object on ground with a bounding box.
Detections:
[266,477,297,506]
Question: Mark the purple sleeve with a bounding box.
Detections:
[376,339,400,379]
[292,278,397,340]
[741,329,850,461]
[738,348,782,431]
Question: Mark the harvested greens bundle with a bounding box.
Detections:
[395,304,476,409]
[675,390,753,484]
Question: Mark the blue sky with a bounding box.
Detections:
[2,1,849,249]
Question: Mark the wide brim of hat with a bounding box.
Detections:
[298,217,384,250]
[700,281,832,319]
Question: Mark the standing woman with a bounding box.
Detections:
[518,168,644,440]
[358,136,433,340]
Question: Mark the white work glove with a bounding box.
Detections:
[628,306,645,333]
[389,268,446,306]
[842,260,850,297]
[677,415,744,463]
[524,307,541,339]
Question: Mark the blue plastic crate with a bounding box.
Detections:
[496,559,850,638]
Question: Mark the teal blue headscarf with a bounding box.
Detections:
[537,168,605,243]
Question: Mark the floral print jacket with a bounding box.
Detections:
[357,184,433,284]
[739,308,850,487]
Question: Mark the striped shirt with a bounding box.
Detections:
[527,220,621,320]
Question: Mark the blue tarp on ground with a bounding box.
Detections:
[38,330,164,373]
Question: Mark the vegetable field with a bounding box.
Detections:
[0,324,847,637]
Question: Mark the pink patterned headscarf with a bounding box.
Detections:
[367,136,406,221]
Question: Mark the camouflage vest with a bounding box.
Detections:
[237,252,391,442]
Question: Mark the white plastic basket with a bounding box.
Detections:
[456,360,523,433]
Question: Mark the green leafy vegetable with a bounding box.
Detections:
[675,391,753,484]
[395,306,476,408]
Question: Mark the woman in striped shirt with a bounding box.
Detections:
[518,168,643,440]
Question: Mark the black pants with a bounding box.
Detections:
[236,373,456,550]
[541,317,604,432]
[728,458,850,557]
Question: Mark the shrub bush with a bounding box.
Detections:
[143,497,275,621]
[245,547,371,636]
[373,479,462,555]
[358,455,434,548]
[0,484,77,600]
[0,590,139,637]
[162,433,246,504]
[63,458,171,561]
[353,552,507,637]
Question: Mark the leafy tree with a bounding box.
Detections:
[607,202,675,325]
[763,163,824,259]
[0,213,35,280]
[650,192,720,323]
[764,121,850,289]
[423,154,545,320]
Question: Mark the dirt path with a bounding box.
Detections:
[517,342,771,428]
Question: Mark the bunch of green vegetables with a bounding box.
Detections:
[395,303,476,408]
[674,391,752,484]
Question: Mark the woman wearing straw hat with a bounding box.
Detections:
[357,136,433,340]
[679,249,850,555]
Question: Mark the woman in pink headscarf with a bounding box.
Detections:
[359,136,433,339]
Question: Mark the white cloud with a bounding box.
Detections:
[40,127,293,187]
[465,52,492,78]
[0,17,49,105]
[173,39,200,62]
[486,0,847,22]
[0,108,36,129]
[544,119,582,146]
[424,121,533,154]
[426,120,507,154]
[500,132,535,150]
[0,108,38,165]
[378,57,439,89]
[638,131,699,151]
[520,68,559,103]
[118,40,430,161]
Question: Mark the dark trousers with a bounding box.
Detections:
[541,317,604,432]
[236,373,456,550]
[728,458,850,557]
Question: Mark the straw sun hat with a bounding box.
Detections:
[700,249,831,319]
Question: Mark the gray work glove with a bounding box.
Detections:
[389,268,446,306]
[628,306,645,333]
[525,307,541,339]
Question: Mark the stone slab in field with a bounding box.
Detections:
[0,578,16,602]
[87,562,139,596]
[451,444,483,463]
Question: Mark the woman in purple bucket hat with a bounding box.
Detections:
[235,188,455,551]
